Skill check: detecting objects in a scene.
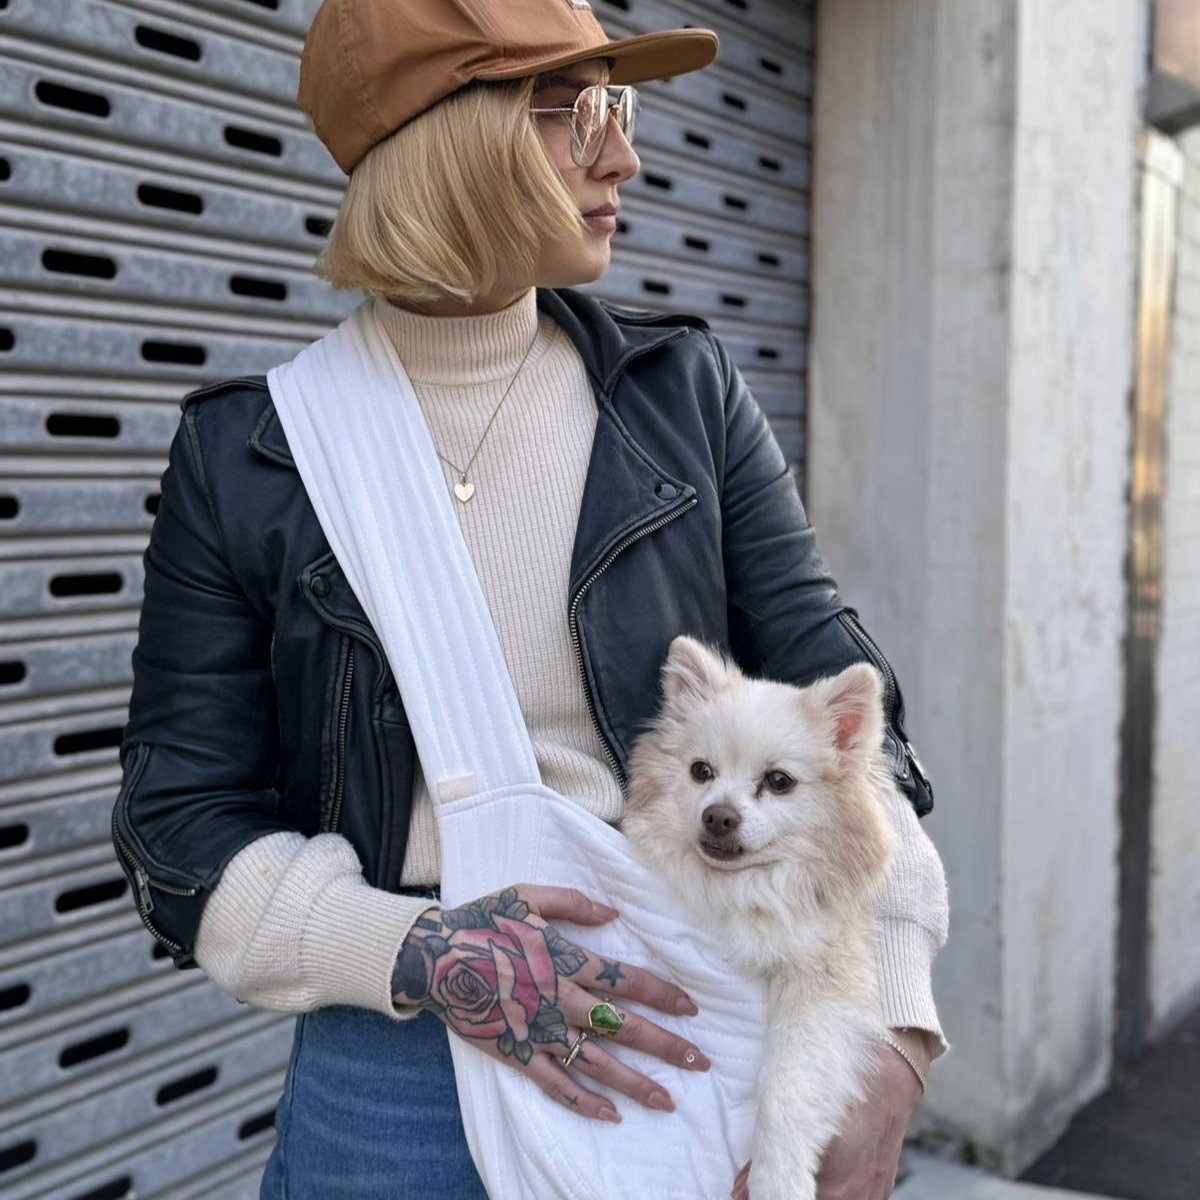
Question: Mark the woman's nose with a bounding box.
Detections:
[590,115,640,182]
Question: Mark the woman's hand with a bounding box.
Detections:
[730,1028,935,1199]
[392,884,711,1122]
[810,1029,932,1199]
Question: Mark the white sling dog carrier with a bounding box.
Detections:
[267,296,769,1199]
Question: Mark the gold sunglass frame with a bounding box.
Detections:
[529,83,639,166]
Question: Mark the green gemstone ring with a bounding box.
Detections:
[588,1001,625,1036]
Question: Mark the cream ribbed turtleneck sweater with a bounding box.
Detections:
[191,288,950,1057]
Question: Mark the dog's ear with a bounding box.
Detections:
[661,636,738,708]
[807,663,884,758]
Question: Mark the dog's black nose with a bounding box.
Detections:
[702,803,741,837]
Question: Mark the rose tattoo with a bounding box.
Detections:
[393,888,587,1064]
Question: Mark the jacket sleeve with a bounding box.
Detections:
[708,330,934,819]
[113,403,312,967]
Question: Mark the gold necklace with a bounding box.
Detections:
[430,327,539,503]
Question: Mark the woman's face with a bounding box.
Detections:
[392,59,639,315]
[528,58,641,289]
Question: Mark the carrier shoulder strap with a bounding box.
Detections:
[266,296,540,800]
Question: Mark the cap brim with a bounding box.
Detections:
[473,28,719,86]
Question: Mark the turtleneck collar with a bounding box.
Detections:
[373,287,544,386]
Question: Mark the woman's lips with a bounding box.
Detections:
[584,213,617,233]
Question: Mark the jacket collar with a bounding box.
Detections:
[248,286,704,589]
[533,286,707,396]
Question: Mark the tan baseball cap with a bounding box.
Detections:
[298,0,720,173]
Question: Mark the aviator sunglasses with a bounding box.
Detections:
[529,82,639,167]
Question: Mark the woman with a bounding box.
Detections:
[113,1,950,1197]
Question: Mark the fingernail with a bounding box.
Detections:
[599,1106,622,1123]
[595,902,619,918]
[675,995,699,1015]
[647,1090,675,1111]
[683,1047,711,1070]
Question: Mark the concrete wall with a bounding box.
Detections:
[1151,125,1200,1039]
[810,0,1144,1173]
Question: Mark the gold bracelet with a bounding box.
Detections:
[877,1031,927,1093]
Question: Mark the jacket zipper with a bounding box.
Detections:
[836,610,931,790]
[329,640,354,833]
[568,494,698,790]
[110,799,197,955]
[837,610,898,713]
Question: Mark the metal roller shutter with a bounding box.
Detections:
[0,1,812,1196]
[580,0,812,474]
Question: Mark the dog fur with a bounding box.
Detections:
[622,636,898,1200]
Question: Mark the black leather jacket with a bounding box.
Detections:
[112,286,933,970]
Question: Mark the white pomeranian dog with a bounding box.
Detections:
[622,635,899,1200]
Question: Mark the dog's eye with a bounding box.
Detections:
[764,770,795,794]
[690,760,714,783]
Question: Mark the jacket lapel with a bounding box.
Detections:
[562,401,693,598]
[247,395,293,466]
[537,288,699,595]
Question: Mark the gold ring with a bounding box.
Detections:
[561,1029,589,1069]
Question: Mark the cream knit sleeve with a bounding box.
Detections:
[193,830,435,1021]
[872,783,952,1058]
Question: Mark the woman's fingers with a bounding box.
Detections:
[732,1159,751,1199]
[559,1030,678,1112]
[518,883,619,926]
[522,1039,623,1123]
[564,985,710,1072]
[512,886,699,1018]
[463,1013,663,1124]
[574,953,700,1017]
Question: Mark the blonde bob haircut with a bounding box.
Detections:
[313,71,602,306]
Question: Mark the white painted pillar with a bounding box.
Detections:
[809,0,1145,1172]
[1151,126,1200,1039]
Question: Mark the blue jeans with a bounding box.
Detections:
[260,1005,491,1199]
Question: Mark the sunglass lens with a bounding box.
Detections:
[572,86,637,166]
[620,87,637,145]
[573,87,605,164]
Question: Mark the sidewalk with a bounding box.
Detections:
[896,1001,1200,1200]
[1018,1000,1200,1200]
[897,1152,1121,1200]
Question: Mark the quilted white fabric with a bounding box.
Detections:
[267,297,769,1199]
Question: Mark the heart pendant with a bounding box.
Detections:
[453,479,475,503]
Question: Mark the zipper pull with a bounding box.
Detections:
[135,865,154,914]
[904,740,933,794]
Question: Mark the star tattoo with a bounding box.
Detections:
[596,959,625,987]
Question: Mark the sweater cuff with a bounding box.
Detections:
[300,868,438,1022]
[196,831,436,1022]
[876,916,950,1060]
